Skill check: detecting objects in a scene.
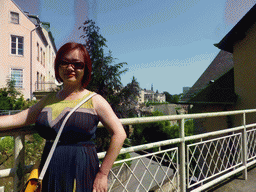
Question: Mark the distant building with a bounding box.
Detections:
[183,87,190,94]
[0,0,57,99]
[138,88,166,103]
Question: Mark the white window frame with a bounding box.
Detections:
[10,68,23,89]
[10,11,19,24]
[11,35,24,56]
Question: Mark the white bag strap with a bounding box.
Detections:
[39,92,97,180]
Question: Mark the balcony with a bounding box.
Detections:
[33,81,60,99]
[1,109,256,191]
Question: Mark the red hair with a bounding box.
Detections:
[54,42,92,88]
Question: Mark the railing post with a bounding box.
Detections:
[14,133,25,192]
[179,118,186,192]
[242,112,248,180]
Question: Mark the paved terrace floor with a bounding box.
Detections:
[206,165,256,192]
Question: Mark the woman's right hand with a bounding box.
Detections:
[92,172,108,192]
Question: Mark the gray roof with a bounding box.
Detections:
[182,50,233,102]
[215,4,256,53]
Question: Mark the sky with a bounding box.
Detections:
[14,0,256,94]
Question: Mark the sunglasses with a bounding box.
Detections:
[59,60,85,69]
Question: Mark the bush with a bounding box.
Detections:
[131,111,195,146]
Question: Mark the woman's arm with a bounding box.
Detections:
[0,95,49,131]
[92,94,127,192]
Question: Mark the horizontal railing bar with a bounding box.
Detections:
[2,109,256,136]
[185,123,256,142]
[112,109,256,127]
[0,168,14,178]
[185,125,244,142]
[0,126,36,137]
[245,123,256,129]
[247,159,256,168]
[0,164,33,179]
[3,109,256,137]
[189,163,243,188]
[113,147,177,165]
[187,132,241,147]
[190,165,246,192]
[98,138,181,159]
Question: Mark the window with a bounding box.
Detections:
[10,12,19,24]
[11,68,23,88]
[11,35,24,55]
[43,51,45,67]
[36,72,39,90]
[37,43,39,61]
[49,46,51,64]
[52,52,54,65]
[40,48,42,64]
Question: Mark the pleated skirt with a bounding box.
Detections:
[40,141,99,192]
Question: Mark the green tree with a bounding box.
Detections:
[0,136,14,165]
[131,111,194,146]
[114,76,141,118]
[164,91,173,103]
[0,79,18,110]
[0,80,41,190]
[79,20,141,118]
[131,111,171,145]
[79,20,141,153]
[79,19,127,100]
[0,133,45,191]
[163,91,181,103]
[0,79,36,110]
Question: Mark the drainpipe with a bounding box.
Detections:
[30,25,40,100]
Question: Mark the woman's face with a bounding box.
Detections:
[58,49,85,86]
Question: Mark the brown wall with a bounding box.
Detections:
[191,104,234,134]
[233,22,256,126]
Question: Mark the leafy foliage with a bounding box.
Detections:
[0,136,14,154]
[0,133,45,191]
[114,76,141,118]
[145,101,169,107]
[163,91,182,103]
[0,136,14,190]
[131,110,194,146]
[80,20,141,118]
[131,111,170,145]
[25,133,45,166]
[0,79,37,110]
[79,20,141,154]
[80,19,128,100]
[0,80,41,190]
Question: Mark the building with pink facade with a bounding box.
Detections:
[0,0,57,99]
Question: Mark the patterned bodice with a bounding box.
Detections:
[35,92,99,142]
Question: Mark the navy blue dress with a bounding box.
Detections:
[35,92,99,192]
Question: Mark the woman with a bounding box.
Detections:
[0,42,126,191]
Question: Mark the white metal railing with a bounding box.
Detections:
[1,109,256,191]
[34,81,58,92]
[0,110,21,116]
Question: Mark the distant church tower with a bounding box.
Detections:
[151,84,153,91]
